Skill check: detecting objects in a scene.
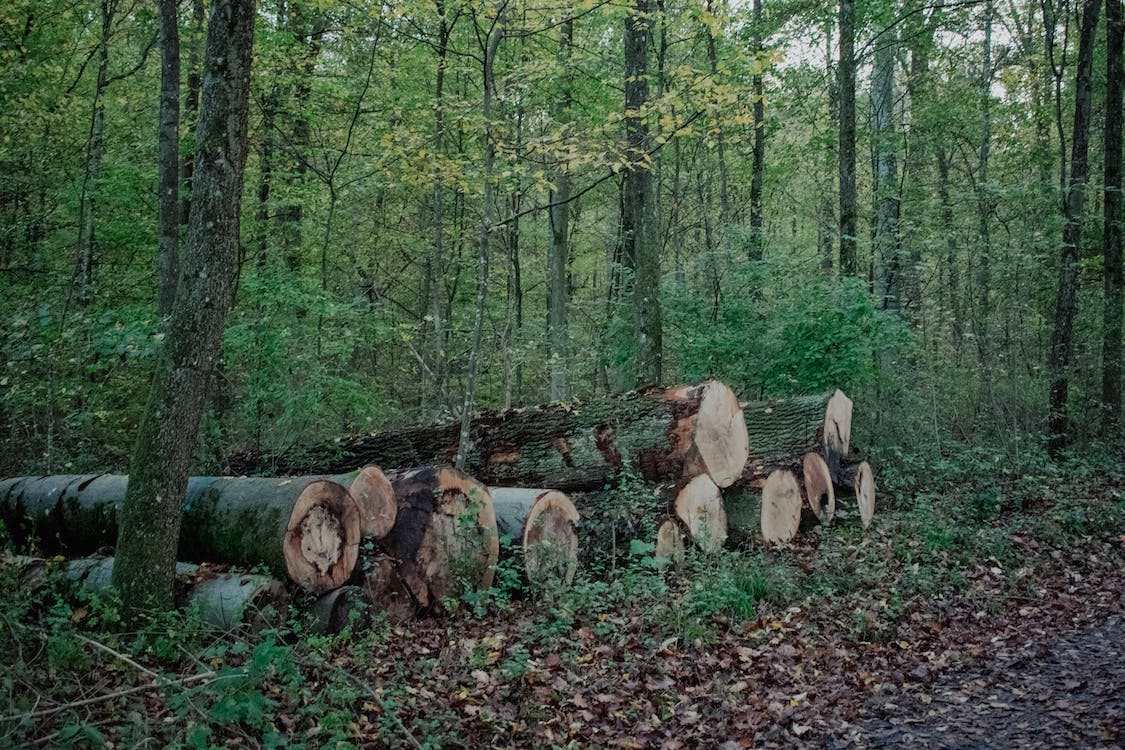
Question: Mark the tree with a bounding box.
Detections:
[112,0,256,615]
[624,0,663,384]
[838,0,857,276]
[1047,0,1100,455]
[872,18,899,310]
[156,0,180,320]
[548,17,573,402]
[1104,0,1123,430]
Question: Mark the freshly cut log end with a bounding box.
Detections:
[654,519,686,568]
[284,480,362,594]
[802,452,836,523]
[672,474,728,552]
[384,467,499,611]
[854,461,876,529]
[347,465,397,539]
[521,491,580,588]
[310,585,372,635]
[673,380,751,488]
[823,390,853,476]
[761,469,802,544]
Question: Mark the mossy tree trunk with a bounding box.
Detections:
[111,0,255,617]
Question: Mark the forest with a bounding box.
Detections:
[0,0,1123,746]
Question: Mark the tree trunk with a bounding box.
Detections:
[548,18,573,402]
[181,0,204,227]
[1047,0,1101,455]
[379,467,499,612]
[748,0,766,259]
[110,0,256,616]
[624,0,663,384]
[157,0,181,320]
[838,0,858,275]
[2,474,361,593]
[975,0,995,373]
[872,25,900,311]
[489,488,580,587]
[429,1,452,409]
[226,380,750,492]
[1103,0,1124,432]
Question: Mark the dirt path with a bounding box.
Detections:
[834,611,1125,748]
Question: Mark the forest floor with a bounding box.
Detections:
[1,449,1123,749]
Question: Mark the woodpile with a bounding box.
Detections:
[0,380,878,629]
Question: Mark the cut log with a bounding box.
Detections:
[381,467,499,612]
[654,518,687,568]
[490,488,579,588]
[760,469,802,544]
[853,461,876,528]
[671,474,727,553]
[309,585,372,635]
[0,475,362,593]
[3,555,287,631]
[225,380,750,491]
[343,465,397,539]
[801,452,835,523]
[741,389,853,483]
[361,553,418,624]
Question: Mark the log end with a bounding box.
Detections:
[673,474,728,552]
[309,585,373,635]
[686,380,751,488]
[854,461,876,529]
[284,480,362,593]
[349,465,398,539]
[761,469,802,544]
[522,490,580,588]
[823,389,853,469]
[654,518,686,568]
[802,452,836,523]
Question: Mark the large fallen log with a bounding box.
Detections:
[379,467,499,612]
[0,475,362,593]
[490,488,580,588]
[224,380,750,491]
[741,390,853,483]
[4,555,288,631]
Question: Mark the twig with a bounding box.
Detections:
[0,671,230,723]
[74,635,159,679]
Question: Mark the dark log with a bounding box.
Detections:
[741,389,853,483]
[380,467,499,612]
[490,487,580,587]
[225,380,750,491]
[0,475,361,593]
[309,585,372,635]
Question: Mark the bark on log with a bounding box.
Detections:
[489,487,579,588]
[4,555,288,631]
[760,469,802,544]
[381,467,499,612]
[741,390,853,482]
[0,475,361,593]
[224,380,750,491]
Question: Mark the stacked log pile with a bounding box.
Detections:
[0,380,877,630]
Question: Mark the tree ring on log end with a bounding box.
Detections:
[522,490,580,587]
[854,461,875,529]
[761,469,801,544]
[654,518,687,568]
[284,480,361,593]
[802,452,836,523]
[673,474,728,552]
[823,390,853,468]
[679,380,750,488]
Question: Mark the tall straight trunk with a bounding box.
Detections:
[820,24,837,271]
[1103,0,1123,431]
[748,0,765,259]
[838,0,858,275]
[903,12,934,312]
[872,27,900,310]
[430,2,451,408]
[1047,0,1101,454]
[157,0,181,321]
[182,0,204,226]
[975,0,995,372]
[77,0,117,306]
[113,0,255,616]
[456,4,505,469]
[548,18,573,402]
[706,0,732,230]
[937,150,964,353]
[624,0,662,384]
